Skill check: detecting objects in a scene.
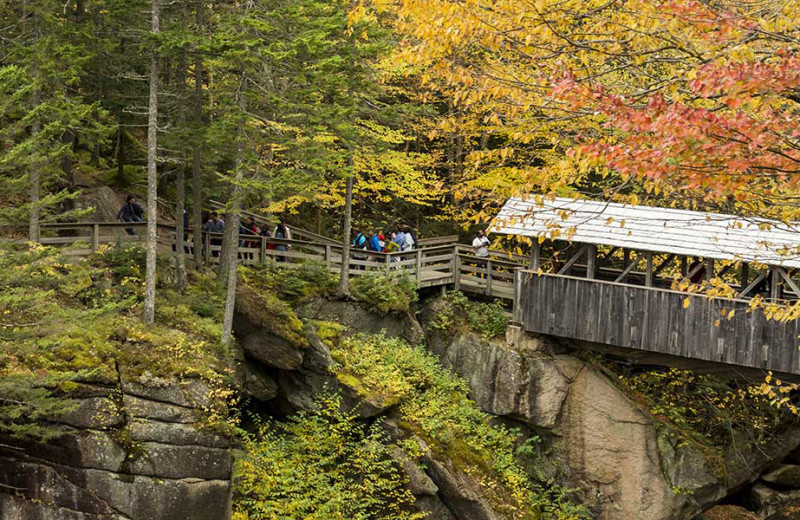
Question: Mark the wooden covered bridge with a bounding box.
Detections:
[494,196,800,378]
[18,195,800,377]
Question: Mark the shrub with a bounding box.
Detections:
[241,260,336,303]
[615,367,784,451]
[233,392,420,520]
[0,243,234,439]
[350,271,418,315]
[431,291,508,339]
[331,333,589,519]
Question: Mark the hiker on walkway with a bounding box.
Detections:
[203,212,225,257]
[402,224,417,251]
[273,218,291,262]
[352,229,368,269]
[393,226,406,251]
[117,195,144,235]
[368,230,381,253]
[401,224,415,251]
[472,229,490,258]
[238,220,258,260]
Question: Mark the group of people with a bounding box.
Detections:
[351,224,417,255]
[119,195,494,264]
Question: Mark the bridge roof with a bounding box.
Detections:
[493,196,800,268]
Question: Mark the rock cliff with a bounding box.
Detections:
[0,380,233,520]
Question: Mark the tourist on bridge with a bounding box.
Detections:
[273,217,291,262]
[368,230,381,253]
[203,212,225,257]
[472,229,490,258]
[393,226,406,251]
[117,195,144,235]
[351,229,368,269]
[402,224,417,251]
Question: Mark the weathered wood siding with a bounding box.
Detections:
[521,273,800,375]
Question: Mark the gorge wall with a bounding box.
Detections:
[0,381,232,520]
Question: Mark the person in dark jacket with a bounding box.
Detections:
[117,195,144,235]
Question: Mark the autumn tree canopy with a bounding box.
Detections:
[365,0,800,221]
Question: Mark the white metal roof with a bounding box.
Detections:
[492,196,800,269]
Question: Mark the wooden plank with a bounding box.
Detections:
[519,274,800,375]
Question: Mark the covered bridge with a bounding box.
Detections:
[494,196,800,377]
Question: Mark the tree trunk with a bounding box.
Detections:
[143,0,159,324]
[221,80,248,348]
[337,156,354,297]
[116,125,125,181]
[28,88,41,242]
[192,54,203,268]
[174,48,188,290]
[175,164,187,289]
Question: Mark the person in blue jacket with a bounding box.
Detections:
[368,229,381,252]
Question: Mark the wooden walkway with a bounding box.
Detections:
[18,220,800,377]
[27,221,521,301]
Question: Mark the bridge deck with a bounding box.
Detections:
[14,220,800,376]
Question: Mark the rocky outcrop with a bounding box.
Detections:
[423,319,800,520]
[0,381,232,520]
[298,298,423,344]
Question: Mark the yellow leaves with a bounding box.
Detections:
[683,298,691,309]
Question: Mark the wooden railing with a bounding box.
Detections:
[18,221,522,303]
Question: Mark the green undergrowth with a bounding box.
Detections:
[237,260,339,348]
[431,291,509,339]
[0,242,235,440]
[350,271,418,315]
[240,260,337,304]
[331,332,589,520]
[233,393,420,520]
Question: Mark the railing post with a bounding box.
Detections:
[530,240,540,273]
[204,232,210,266]
[415,249,422,282]
[260,236,266,263]
[92,223,100,252]
[513,268,523,324]
[325,245,331,267]
[486,259,493,296]
[453,251,461,290]
[645,251,654,287]
[386,253,391,275]
[587,244,597,279]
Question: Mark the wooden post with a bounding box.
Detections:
[92,223,100,251]
[587,244,597,280]
[771,266,781,301]
[260,236,266,263]
[204,232,210,266]
[486,259,493,296]
[741,262,749,290]
[512,268,523,323]
[453,253,461,290]
[680,256,688,277]
[325,245,331,268]
[415,249,422,282]
[645,251,654,287]
[385,253,391,275]
[705,258,715,282]
[530,240,540,273]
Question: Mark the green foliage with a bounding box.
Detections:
[0,243,234,440]
[615,367,785,451]
[241,260,337,304]
[431,291,509,339]
[233,392,421,520]
[350,271,419,315]
[331,333,589,520]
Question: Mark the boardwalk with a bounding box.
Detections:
[19,206,800,377]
